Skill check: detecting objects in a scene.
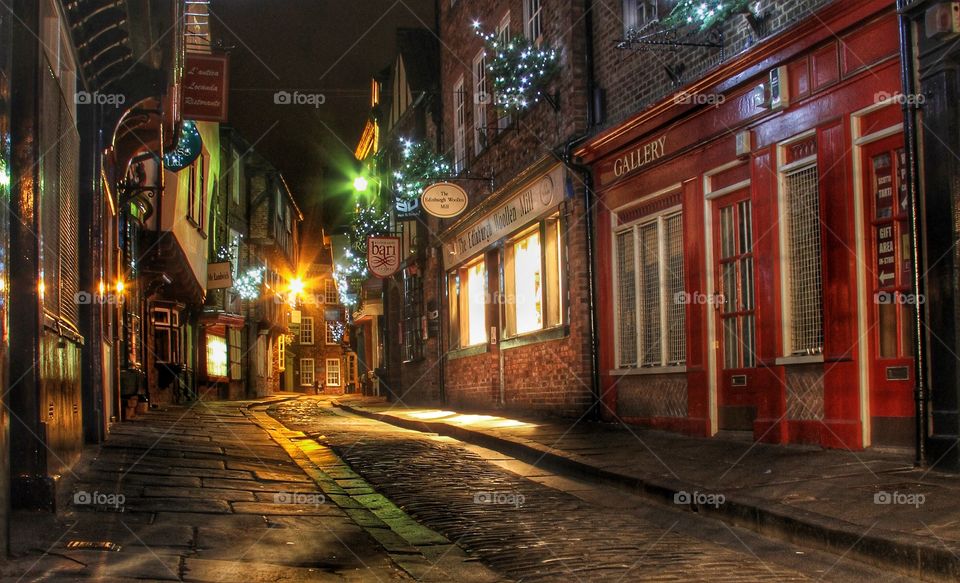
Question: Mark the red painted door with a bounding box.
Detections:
[862,135,914,444]
[713,189,759,431]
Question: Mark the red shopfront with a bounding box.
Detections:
[579,0,912,449]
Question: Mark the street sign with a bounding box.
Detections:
[182,54,230,122]
[207,262,233,290]
[367,236,401,278]
[421,182,469,218]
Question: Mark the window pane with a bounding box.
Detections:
[640,223,661,366]
[467,261,487,345]
[616,230,637,367]
[326,358,341,386]
[514,231,543,334]
[206,334,228,377]
[665,214,685,364]
[448,273,460,348]
[786,165,823,354]
[544,216,563,328]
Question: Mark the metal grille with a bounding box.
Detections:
[639,223,661,366]
[616,230,637,367]
[786,165,823,354]
[665,214,685,364]
[58,102,80,327]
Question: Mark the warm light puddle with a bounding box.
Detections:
[401,409,536,428]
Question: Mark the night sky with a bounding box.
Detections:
[211,0,437,233]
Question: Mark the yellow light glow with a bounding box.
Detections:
[98,281,106,295]
[288,277,305,297]
[206,334,228,377]
[408,410,457,420]
[468,261,487,346]
[514,231,543,334]
[353,176,369,193]
[38,279,44,299]
[116,280,125,294]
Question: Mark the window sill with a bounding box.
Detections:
[775,355,825,366]
[447,343,489,360]
[610,366,687,376]
[500,325,567,350]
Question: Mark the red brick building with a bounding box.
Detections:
[436,0,595,415]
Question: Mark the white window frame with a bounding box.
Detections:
[623,0,659,34]
[776,131,825,361]
[524,0,543,43]
[326,321,338,345]
[324,279,338,304]
[326,358,341,387]
[473,50,488,155]
[612,204,685,370]
[453,76,466,173]
[300,316,315,345]
[300,358,315,387]
[277,334,285,372]
[496,13,512,130]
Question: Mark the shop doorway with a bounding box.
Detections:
[861,135,915,446]
[713,189,759,431]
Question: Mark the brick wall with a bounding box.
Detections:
[437,0,595,416]
[591,0,838,131]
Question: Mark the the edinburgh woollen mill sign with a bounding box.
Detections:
[421,182,469,218]
[367,236,401,278]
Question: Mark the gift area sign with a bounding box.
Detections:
[443,165,564,270]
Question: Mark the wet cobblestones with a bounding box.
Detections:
[271,400,818,582]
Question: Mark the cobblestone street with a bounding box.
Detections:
[269,398,915,582]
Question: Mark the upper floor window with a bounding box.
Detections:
[524,0,543,43]
[300,316,315,345]
[496,14,512,130]
[453,76,466,173]
[623,0,660,33]
[324,279,338,304]
[473,50,488,155]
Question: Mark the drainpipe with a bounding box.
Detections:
[897,0,927,467]
[558,0,602,420]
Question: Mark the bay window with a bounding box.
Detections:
[504,215,564,337]
[615,211,685,368]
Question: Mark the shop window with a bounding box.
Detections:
[448,257,488,348]
[615,211,685,368]
[473,50,488,155]
[276,333,285,372]
[300,358,315,387]
[524,0,543,43]
[153,307,182,364]
[504,216,564,337]
[326,358,342,387]
[230,328,243,379]
[454,76,466,173]
[324,279,338,304]
[300,316,314,345]
[623,0,660,33]
[206,333,228,378]
[783,165,824,355]
[403,274,424,361]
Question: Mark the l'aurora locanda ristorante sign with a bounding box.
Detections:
[367,236,401,278]
[182,53,230,122]
[421,182,469,218]
[444,165,564,270]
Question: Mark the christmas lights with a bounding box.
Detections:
[232,266,264,300]
[476,27,559,112]
[393,139,451,204]
[661,0,756,31]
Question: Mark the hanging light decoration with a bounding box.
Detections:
[661,0,757,31]
[232,266,264,300]
[475,25,559,112]
[392,138,451,203]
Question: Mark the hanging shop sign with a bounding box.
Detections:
[206,262,233,290]
[367,236,402,278]
[182,53,230,122]
[422,182,469,219]
[444,165,563,270]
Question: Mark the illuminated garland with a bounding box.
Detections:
[333,248,366,307]
[329,321,346,343]
[233,266,264,300]
[475,25,559,112]
[393,139,451,203]
[349,204,390,255]
[661,0,756,31]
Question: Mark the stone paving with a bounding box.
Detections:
[270,398,914,583]
[0,399,416,582]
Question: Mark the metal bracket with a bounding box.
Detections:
[617,21,726,60]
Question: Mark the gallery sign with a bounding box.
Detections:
[182,54,230,122]
[207,262,233,290]
[597,134,669,186]
[367,236,401,278]
[444,165,564,270]
[421,182,469,218]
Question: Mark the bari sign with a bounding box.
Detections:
[367,236,401,278]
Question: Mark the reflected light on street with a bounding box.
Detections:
[401,409,535,428]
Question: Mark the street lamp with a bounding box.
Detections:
[352,176,369,193]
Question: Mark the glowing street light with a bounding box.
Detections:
[288,277,305,298]
[352,176,369,193]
